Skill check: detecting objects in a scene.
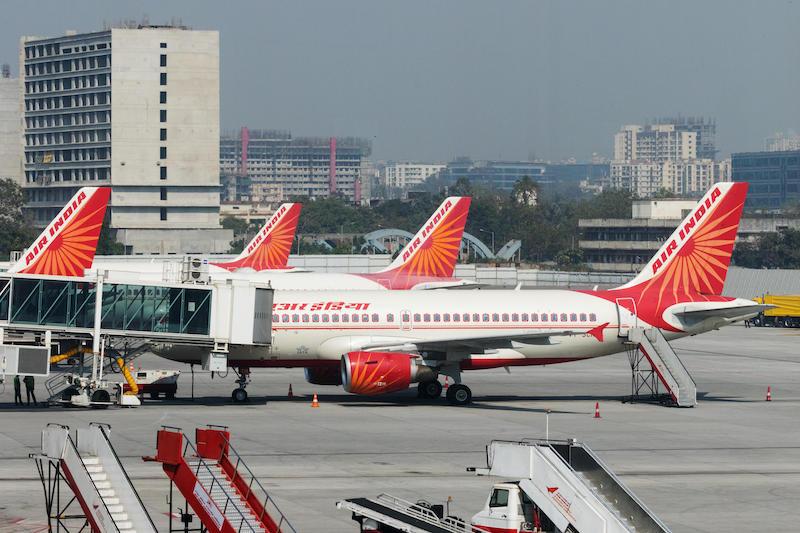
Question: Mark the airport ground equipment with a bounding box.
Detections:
[623,326,696,407]
[121,368,180,399]
[752,294,800,327]
[0,271,273,407]
[339,439,670,533]
[31,423,157,533]
[149,425,296,533]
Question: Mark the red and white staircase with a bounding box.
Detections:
[151,426,295,533]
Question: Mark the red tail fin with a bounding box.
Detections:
[10,187,111,276]
[616,182,748,299]
[212,203,301,271]
[378,196,471,278]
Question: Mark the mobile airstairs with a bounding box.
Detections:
[624,327,697,407]
[149,425,296,533]
[338,439,671,533]
[31,423,157,533]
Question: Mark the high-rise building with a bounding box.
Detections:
[732,150,800,209]
[219,128,371,204]
[0,64,22,184]
[382,162,445,189]
[613,124,697,162]
[440,158,546,192]
[765,132,800,152]
[648,116,716,160]
[21,25,231,254]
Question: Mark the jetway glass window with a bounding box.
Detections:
[9,278,95,328]
[0,279,9,320]
[99,283,211,335]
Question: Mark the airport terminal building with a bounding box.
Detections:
[20,25,231,254]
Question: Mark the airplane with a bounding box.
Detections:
[101,196,476,290]
[8,186,111,276]
[156,182,764,404]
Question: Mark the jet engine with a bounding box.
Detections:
[341,351,435,396]
[304,366,342,386]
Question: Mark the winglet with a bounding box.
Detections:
[10,187,111,276]
[212,203,302,271]
[378,196,471,278]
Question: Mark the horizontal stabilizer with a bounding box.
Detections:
[675,303,772,320]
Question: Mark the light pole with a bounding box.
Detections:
[479,228,495,257]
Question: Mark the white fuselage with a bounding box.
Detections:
[156,288,739,368]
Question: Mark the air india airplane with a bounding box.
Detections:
[157,182,762,404]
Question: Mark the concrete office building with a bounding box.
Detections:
[220,128,370,204]
[0,64,22,184]
[579,198,800,272]
[732,150,800,209]
[440,158,546,192]
[382,162,445,189]
[21,25,231,254]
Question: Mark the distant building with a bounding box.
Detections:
[440,158,546,192]
[219,128,370,204]
[732,150,800,209]
[20,26,231,254]
[579,198,800,272]
[0,64,22,184]
[382,162,445,189]
[610,119,724,197]
[764,132,800,152]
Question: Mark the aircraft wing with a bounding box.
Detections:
[357,328,588,354]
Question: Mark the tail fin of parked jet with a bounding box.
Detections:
[212,203,302,271]
[616,182,748,298]
[377,196,471,279]
[10,187,111,276]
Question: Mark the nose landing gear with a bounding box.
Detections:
[231,367,250,403]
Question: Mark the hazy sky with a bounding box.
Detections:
[2,1,798,162]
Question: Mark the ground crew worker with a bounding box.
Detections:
[13,375,22,405]
[23,375,37,406]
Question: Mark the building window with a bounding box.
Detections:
[160,109,167,122]
[160,91,167,104]
[160,128,167,141]
[160,42,167,48]
[160,166,167,180]
[160,207,167,221]
[160,146,167,159]
[160,72,167,85]
[160,54,167,67]
[160,187,167,200]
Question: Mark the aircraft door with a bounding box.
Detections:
[401,309,412,331]
[615,297,637,337]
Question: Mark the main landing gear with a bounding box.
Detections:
[231,367,250,403]
[417,377,473,406]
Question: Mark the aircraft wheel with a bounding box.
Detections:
[446,384,472,406]
[418,380,443,399]
[232,388,248,403]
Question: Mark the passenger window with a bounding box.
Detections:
[281,314,289,322]
[352,314,359,322]
[580,313,587,321]
[424,313,431,322]
[541,314,547,322]
[387,313,394,322]
[521,313,529,321]
[272,314,279,322]
[492,313,499,322]
[512,313,519,321]
[452,314,460,322]
[433,313,441,322]
[489,488,509,508]
[443,313,450,322]
[332,314,339,323]
[362,314,369,322]
[342,314,349,323]
[402,313,410,321]
[302,314,309,322]
[414,313,421,322]
[589,313,597,321]
[551,313,558,322]
[312,315,320,323]
[322,314,330,323]
[466,313,474,322]
[502,313,509,322]
[483,313,490,322]
[570,313,577,321]
[292,314,299,322]
[372,313,379,322]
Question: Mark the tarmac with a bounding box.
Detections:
[0,324,797,532]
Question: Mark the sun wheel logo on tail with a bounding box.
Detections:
[12,187,111,277]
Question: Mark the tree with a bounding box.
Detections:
[221,216,249,236]
[511,176,539,206]
[96,216,125,255]
[0,179,37,259]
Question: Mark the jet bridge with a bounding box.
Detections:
[0,272,273,406]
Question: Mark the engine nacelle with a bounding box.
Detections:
[341,351,435,396]
[304,367,342,386]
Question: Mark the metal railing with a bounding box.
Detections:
[372,493,496,533]
[217,430,297,533]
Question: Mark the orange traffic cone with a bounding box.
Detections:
[444,376,449,390]
[766,386,772,402]
[593,402,601,418]
[288,384,294,399]
[311,393,320,408]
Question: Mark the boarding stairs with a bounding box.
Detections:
[481,440,671,533]
[625,327,697,407]
[337,494,492,533]
[45,339,151,403]
[151,426,296,533]
[33,423,156,533]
